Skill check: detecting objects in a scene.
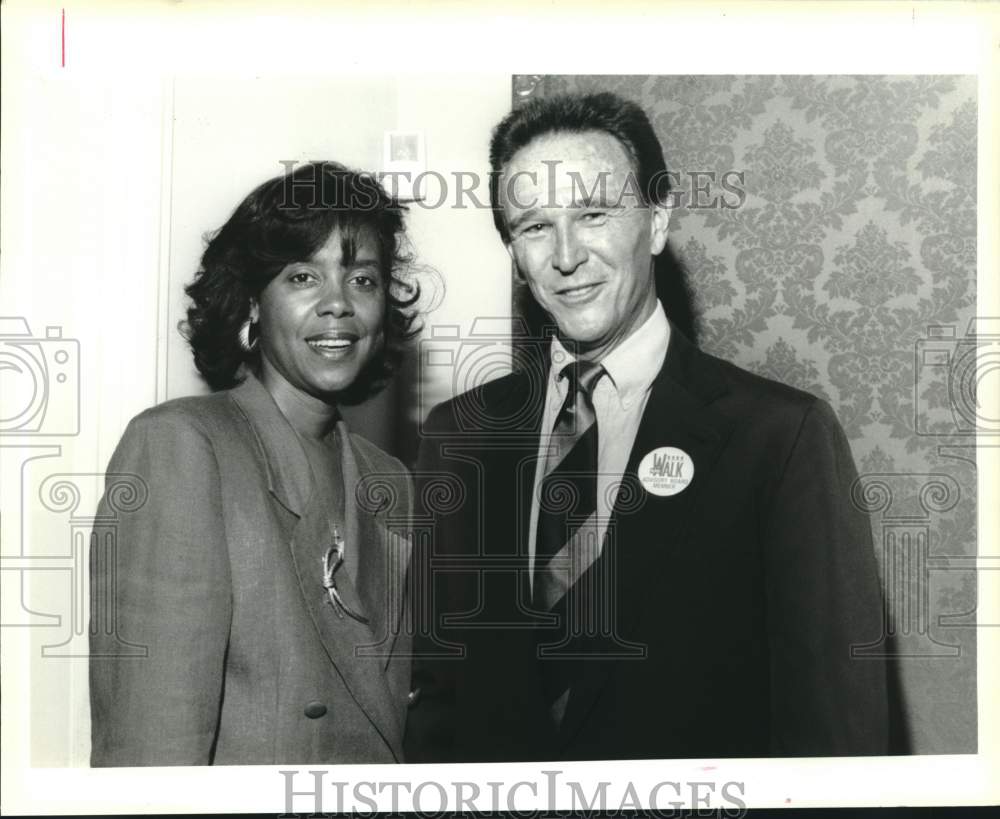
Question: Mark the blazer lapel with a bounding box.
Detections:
[230,375,404,759]
[481,372,548,613]
[454,367,545,607]
[286,428,405,760]
[230,374,312,518]
[557,326,737,749]
[342,427,413,668]
[508,371,547,606]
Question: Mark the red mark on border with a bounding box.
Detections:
[61,9,65,67]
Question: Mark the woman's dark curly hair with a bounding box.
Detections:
[182,160,420,402]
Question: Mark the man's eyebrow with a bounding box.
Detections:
[568,194,620,208]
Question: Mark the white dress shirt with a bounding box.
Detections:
[528,302,671,589]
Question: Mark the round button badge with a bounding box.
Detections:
[638,447,694,497]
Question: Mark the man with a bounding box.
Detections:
[405,92,888,761]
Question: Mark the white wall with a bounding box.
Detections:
[165,75,513,443]
[1,70,171,768]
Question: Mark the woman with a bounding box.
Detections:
[89,161,419,766]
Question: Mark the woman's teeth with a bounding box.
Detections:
[308,339,354,350]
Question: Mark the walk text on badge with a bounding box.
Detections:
[638,447,694,497]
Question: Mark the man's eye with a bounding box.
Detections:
[582,211,607,223]
[522,223,546,235]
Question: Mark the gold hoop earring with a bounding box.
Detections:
[238,319,258,352]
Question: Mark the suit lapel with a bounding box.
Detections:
[508,371,547,606]
[342,428,412,669]
[286,428,405,759]
[612,340,735,638]
[557,326,737,749]
[230,375,404,759]
[458,368,545,606]
[230,374,312,518]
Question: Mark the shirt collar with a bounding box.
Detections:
[549,301,670,410]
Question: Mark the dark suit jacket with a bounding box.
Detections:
[89,374,412,766]
[405,322,888,761]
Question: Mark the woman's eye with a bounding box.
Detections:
[350,272,379,288]
[287,270,315,284]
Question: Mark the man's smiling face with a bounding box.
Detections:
[500,129,670,361]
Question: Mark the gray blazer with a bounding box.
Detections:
[89,374,412,766]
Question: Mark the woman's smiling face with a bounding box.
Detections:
[254,227,387,405]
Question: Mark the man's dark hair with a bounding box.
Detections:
[182,160,419,400]
[488,91,671,242]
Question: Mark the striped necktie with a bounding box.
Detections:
[533,359,606,723]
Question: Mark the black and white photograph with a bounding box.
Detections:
[1,1,997,815]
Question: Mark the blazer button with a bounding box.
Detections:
[407,688,421,708]
[304,701,328,719]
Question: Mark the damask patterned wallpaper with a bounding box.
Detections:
[515,75,978,754]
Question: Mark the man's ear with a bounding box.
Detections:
[505,241,527,282]
[649,201,672,256]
